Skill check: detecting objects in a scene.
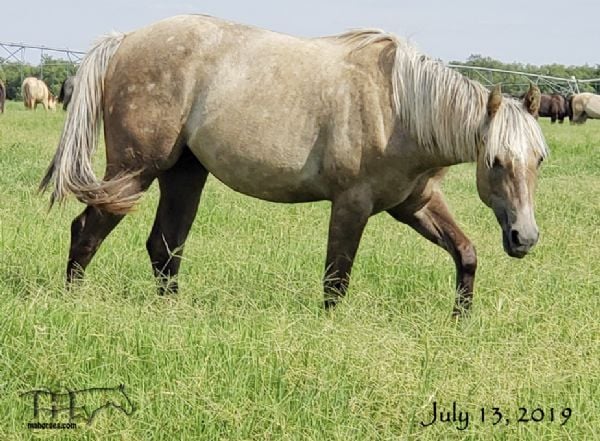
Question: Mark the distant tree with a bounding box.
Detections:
[0,62,34,100]
[37,55,77,96]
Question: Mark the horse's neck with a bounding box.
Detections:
[437,85,486,166]
[418,118,482,168]
[391,62,486,167]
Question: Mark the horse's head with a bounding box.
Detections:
[476,84,548,258]
[48,93,58,111]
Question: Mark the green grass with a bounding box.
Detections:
[0,100,598,440]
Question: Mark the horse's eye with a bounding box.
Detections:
[492,156,502,169]
[537,156,544,168]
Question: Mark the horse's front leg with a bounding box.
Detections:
[323,189,373,309]
[388,191,477,317]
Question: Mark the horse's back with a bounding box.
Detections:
[105,14,368,119]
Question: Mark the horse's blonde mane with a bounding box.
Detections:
[335,30,548,164]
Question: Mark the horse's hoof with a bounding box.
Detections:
[323,298,339,310]
[451,307,471,319]
[158,281,179,296]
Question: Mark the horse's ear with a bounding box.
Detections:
[523,83,541,116]
[487,84,502,118]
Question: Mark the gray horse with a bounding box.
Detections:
[41,15,547,316]
[58,76,75,110]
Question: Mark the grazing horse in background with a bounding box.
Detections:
[538,93,569,123]
[22,77,57,111]
[569,92,600,124]
[58,76,75,110]
[40,15,547,317]
[0,80,5,113]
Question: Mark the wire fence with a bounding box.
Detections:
[448,64,600,95]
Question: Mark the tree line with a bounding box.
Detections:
[0,55,77,100]
[1,54,599,101]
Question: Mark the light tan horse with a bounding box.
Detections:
[569,92,600,123]
[40,15,548,317]
[22,77,56,111]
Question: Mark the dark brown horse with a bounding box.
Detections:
[40,16,547,317]
[0,80,5,113]
[538,93,569,123]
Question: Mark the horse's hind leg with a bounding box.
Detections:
[67,174,154,283]
[388,191,477,317]
[573,111,587,124]
[146,148,208,294]
[67,207,123,283]
[323,189,373,308]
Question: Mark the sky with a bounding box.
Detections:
[2,0,599,67]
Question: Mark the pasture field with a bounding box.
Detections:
[0,99,598,440]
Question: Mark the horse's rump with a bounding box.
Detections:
[582,94,600,118]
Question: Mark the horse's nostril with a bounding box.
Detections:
[511,229,522,247]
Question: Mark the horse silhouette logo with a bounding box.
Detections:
[21,384,135,427]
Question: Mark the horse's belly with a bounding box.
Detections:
[187,136,328,203]
[184,90,332,202]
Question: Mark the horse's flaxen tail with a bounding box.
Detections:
[39,32,141,214]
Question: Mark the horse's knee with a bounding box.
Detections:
[145,231,165,262]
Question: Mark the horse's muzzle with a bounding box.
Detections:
[502,227,539,258]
